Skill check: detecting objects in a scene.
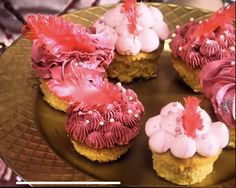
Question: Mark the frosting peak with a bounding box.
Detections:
[145,97,229,158]
[94,1,169,55]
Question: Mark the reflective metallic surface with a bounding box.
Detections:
[0,3,235,187]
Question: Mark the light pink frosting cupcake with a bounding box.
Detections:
[94,2,169,55]
[145,97,229,158]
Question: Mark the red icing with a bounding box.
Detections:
[65,83,144,149]
[122,0,137,34]
[182,96,203,137]
[170,5,235,69]
[200,58,235,127]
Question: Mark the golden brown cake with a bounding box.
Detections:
[169,5,235,92]
[108,42,164,83]
[172,56,201,92]
[152,151,220,185]
[145,97,229,185]
[65,79,144,162]
[94,1,169,83]
[40,79,68,112]
[72,141,131,162]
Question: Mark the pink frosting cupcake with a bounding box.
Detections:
[145,96,229,185]
[93,0,169,83]
[169,4,235,92]
[200,58,235,148]
[22,15,115,111]
[65,70,144,162]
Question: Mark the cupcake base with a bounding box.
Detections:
[228,127,235,148]
[172,56,202,93]
[107,42,164,83]
[71,140,131,163]
[152,151,220,185]
[40,79,68,112]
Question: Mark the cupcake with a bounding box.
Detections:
[169,4,235,92]
[65,71,144,162]
[145,96,229,185]
[200,58,235,148]
[22,15,114,111]
[93,0,169,83]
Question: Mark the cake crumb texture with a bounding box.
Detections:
[108,42,164,83]
[152,151,220,185]
[72,140,131,163]
[172,57,202,93]
[40,79,68,112]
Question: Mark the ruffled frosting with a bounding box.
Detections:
[200,58,235,127]
[66,83,144,149]
[170,20,235,69]
[26,15,115,80]
[145,101,229,158]
[94,2,169,55]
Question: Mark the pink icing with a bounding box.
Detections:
[26,15,115,80]
[65,82,145,149]
[170,20,235,69]
[199,58,235,127]
[145,101,229,158]
[94,2,169,55]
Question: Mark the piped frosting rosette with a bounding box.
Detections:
[22,15,115,79]
[65,70,144,149]
[169,3,235,68]
[93,0,169,56]
[145,97,229,158]
[200,58,235,128]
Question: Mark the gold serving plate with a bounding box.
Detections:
[0,3,235,187]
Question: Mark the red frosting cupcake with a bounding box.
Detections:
[169,4,235,92]
[22,15,115,111]
[65,69,144,162]
[200,58,235,148]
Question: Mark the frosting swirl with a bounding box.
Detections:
[23,15,115,79]
[145,97,229,158]
[65,82,144,149]
[170,19,235,68]
[94,2,169,55]
[200,58,235,127]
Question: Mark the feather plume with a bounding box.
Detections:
[123,0,137,34]
[182,96,203,137]
[192,3,235,41]
[22,15,96,53]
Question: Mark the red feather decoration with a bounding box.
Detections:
[182,96,203,137]
[123,0,137,34]
[192,3,235,41]
[22,15,96,53]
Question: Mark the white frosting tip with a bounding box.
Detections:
[175,25,180,29]
[85,120,90,124]
[110,118,115,123]
[231,61,235,65]
[178,46,183,51]
[117,82,122,87]
[171,33,176,38]
[128,109,133,114]
[230,46,235,51]
[134,114,139,118]
[190,17,194,21]
[199,20,203,24]
[99,121,104,126]
[129,96,133,101]
[88,110,93,114]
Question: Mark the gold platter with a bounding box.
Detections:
[0,3,235,187]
